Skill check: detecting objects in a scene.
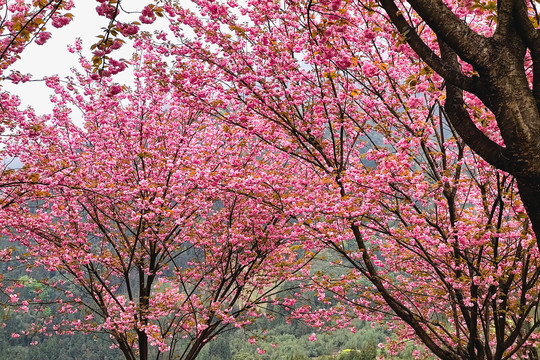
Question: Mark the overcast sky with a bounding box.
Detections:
[5,0,153,114]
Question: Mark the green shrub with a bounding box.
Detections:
[337,349,362,360]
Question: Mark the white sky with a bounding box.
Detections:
[5,0,154,114]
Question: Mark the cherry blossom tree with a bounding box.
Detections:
[151,1,540,359]
[1,1,540,360]
[0,43,308,360]
[368,0,540,246]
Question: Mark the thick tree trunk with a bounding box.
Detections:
[481,55,540,244]
[138,329,149,360]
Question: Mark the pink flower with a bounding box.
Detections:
[9,72,21,84]
[329,0,342,10]
[110,40,123,50]
[108,85,122,96]
[35,32,51,46]
[118,23,139,36]
[363,29,377,41]
[139,6,156,24]
[96,3,117,19]
[336,56,352,69]
[52,16,71,28]
[309,333,317,341]
[361,62,379,77]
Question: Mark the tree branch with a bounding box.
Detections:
[439,40,513,172]
[512,0,540,106]
[404,0,495,69]
[376,0,478,92]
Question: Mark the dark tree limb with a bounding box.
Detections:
[438,40,513,173]
[403,0,494,68]
[512,0,540,106]
[377,0,478,92]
